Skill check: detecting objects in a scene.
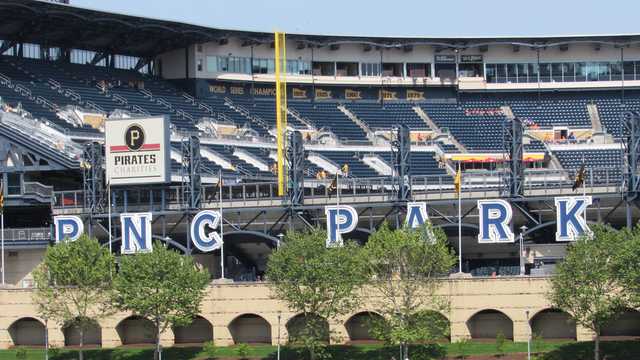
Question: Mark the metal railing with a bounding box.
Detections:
[0,227,51,242]
[23,182,54,199]
[52,168,625,211]
[111,93,128,105]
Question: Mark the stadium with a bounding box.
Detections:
[0,0,639,356]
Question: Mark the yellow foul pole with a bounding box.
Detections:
[274,32,287,196]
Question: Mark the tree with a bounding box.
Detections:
[548,224,631,360]
[265,228,367,360]
[33,234,115,360]
[614,225,640,306]
[112,241,210,360]
[362,224,456,360]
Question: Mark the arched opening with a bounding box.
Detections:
[219,231,279,282]
[63,318,102,347]
[9,317,45,347]
[345,312,384,343]
[229,314,272,344]
[601,309,640,339]
[286,313,330,344]
[467,310,513,340]
[530,309,576,340]
[173,316,213,345]
[412,310,451,342]
[116,316,156,346]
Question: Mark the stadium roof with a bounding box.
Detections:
[3,0,640,58]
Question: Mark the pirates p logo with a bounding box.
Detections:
[125,124,145,151]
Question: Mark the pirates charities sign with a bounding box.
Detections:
[105,116,170,185]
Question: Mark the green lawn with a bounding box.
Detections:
[0,340,637,360]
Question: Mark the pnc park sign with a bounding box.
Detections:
[53,196,592,253]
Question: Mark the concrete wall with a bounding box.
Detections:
[0,277,613,349]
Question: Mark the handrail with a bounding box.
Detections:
[48,78,61,90]
[23,181,54,198]
[64,88,81,102]
[198,102,213,114]
[35,96,59,112]
[51,167,625,211]
[156,97,172,110]
[131,104,150,115]
[139,88,153,98]
[14,84,32,97]
[85,101,105,114]
[0,227,51,242]
[182,93,196,104]
[111,93,128,105]
[0,73,12,86]
[176,109,194,121]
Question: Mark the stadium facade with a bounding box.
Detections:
[0,0,639,349]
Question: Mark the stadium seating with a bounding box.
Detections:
[289,101,368,141]
[553,148,622,184]
[345,102,429,130]
[420,103,506,151]
[318,151,380,178]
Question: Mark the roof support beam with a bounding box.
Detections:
[0,40,17,55]
[134,57,152,72]
[89,51,109,66]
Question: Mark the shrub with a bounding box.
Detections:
[235,343,250,359]
[454,337,470,359]
[496,330,506,357]
[15,348,27,360]
[202,340,218,359]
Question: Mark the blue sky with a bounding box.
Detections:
[72,0,638,37]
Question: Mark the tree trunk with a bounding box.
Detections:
[155,318,161,360]
[79,327,84,360]
[594,332,600,360]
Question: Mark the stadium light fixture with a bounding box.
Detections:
[519,225,528,276]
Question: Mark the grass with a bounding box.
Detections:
[0,340,637,360]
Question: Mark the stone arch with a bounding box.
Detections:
[530,308,576,340]
[414,310,451,342]
[466,309,513,340]
[116,316,156,345]
[8,317,46,347]
[286,313,330,344]
[601,308,640,338]
[173,315,213,345]
[228,313,272,344]
[344,311,384,343]
[62,318,102,347]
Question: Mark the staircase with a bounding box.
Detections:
[362,154,393,176]
[337,104,375,141]
[287,107,315,130]
[587,103,603,132]
[413,106,467,152]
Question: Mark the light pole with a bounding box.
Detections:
[277,233,284,249]
[519,225,528,276]
[277,311,282,360]
[526,309,531,360]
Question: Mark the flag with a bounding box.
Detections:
[453,164,462,196]
[572,163,586,191]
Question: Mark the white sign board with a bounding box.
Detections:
[105,116,170,185]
